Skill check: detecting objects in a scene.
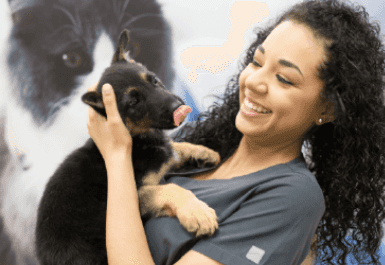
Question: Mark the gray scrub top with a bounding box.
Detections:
[144,155,325,265]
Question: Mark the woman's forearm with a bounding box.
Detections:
[105,153,155,265]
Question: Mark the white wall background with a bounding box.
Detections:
[159,0,303,110]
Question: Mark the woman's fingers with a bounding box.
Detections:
[87,105,99,122]
[102,84,121,122]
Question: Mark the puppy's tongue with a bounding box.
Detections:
[174,105,192,126]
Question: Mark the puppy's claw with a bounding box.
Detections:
[197,159,205,168]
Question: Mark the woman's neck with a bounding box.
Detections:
[220,136,302,175]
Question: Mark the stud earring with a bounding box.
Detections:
[319,118,322,124]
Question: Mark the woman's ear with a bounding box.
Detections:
[317,100,336,125]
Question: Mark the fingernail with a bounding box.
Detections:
[102,84,112,95]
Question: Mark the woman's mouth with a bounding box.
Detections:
[241,98,272,116]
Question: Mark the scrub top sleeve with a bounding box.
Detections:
[191,177,324,265]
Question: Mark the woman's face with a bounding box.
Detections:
[236,20,332,148]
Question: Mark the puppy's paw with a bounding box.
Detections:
[173,190,218,237]
[171,142,220,168]
[191,145,220,168]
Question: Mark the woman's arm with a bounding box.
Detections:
[105,153,155,265]
[87,83,154,265]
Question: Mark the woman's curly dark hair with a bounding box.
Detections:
[176,0,385,264]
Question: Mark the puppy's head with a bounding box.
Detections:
[82,30,191,135]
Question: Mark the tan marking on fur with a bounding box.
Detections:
[170,142,220,168]
[118,44,126,61]
[139,72,148,83]
[170,142,194,166]
[124,86,138,94]
[125,114,151,136]
[138,185,172,217]
[142,158,175,186]
[129,59,135,63]
[138,143,220,236]
[138,183,218,236]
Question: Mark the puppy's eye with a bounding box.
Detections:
[129,98,139,106]
[148,75,160,86]
[62,51,82,68]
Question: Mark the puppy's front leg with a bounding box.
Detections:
[170,142,220,169]
[138,184,218,237]
[139,141,220,187]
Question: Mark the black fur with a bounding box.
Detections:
[35,30,185,265]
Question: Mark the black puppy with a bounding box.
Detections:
[35,30,219,265]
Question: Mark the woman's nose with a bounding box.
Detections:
[245,68,268,94]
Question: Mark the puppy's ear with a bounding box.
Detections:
[81,92,107,117]
[112,29,131,64]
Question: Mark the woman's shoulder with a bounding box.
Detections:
[274,157,326,216]
[227,156,326,218]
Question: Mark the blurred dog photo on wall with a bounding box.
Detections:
[0,0,174,263]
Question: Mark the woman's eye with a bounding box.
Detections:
[252,59,261,67]
[251,59,294,86]
[276,75,293,86]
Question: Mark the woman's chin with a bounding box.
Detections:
[235,110,269,137]
[235,112,260,138]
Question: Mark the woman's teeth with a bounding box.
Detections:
[244,98,272,114]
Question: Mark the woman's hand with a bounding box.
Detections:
[87,83,133,163]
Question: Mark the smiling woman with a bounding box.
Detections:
[87,0,385,264]
[174,0,385,264]
[236,21,335,153]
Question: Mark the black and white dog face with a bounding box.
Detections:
[7,0,174,126]
[0,0,173,264]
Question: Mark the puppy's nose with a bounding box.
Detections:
[170,97,185,111]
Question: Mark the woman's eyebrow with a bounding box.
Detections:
[257,45,303,76]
